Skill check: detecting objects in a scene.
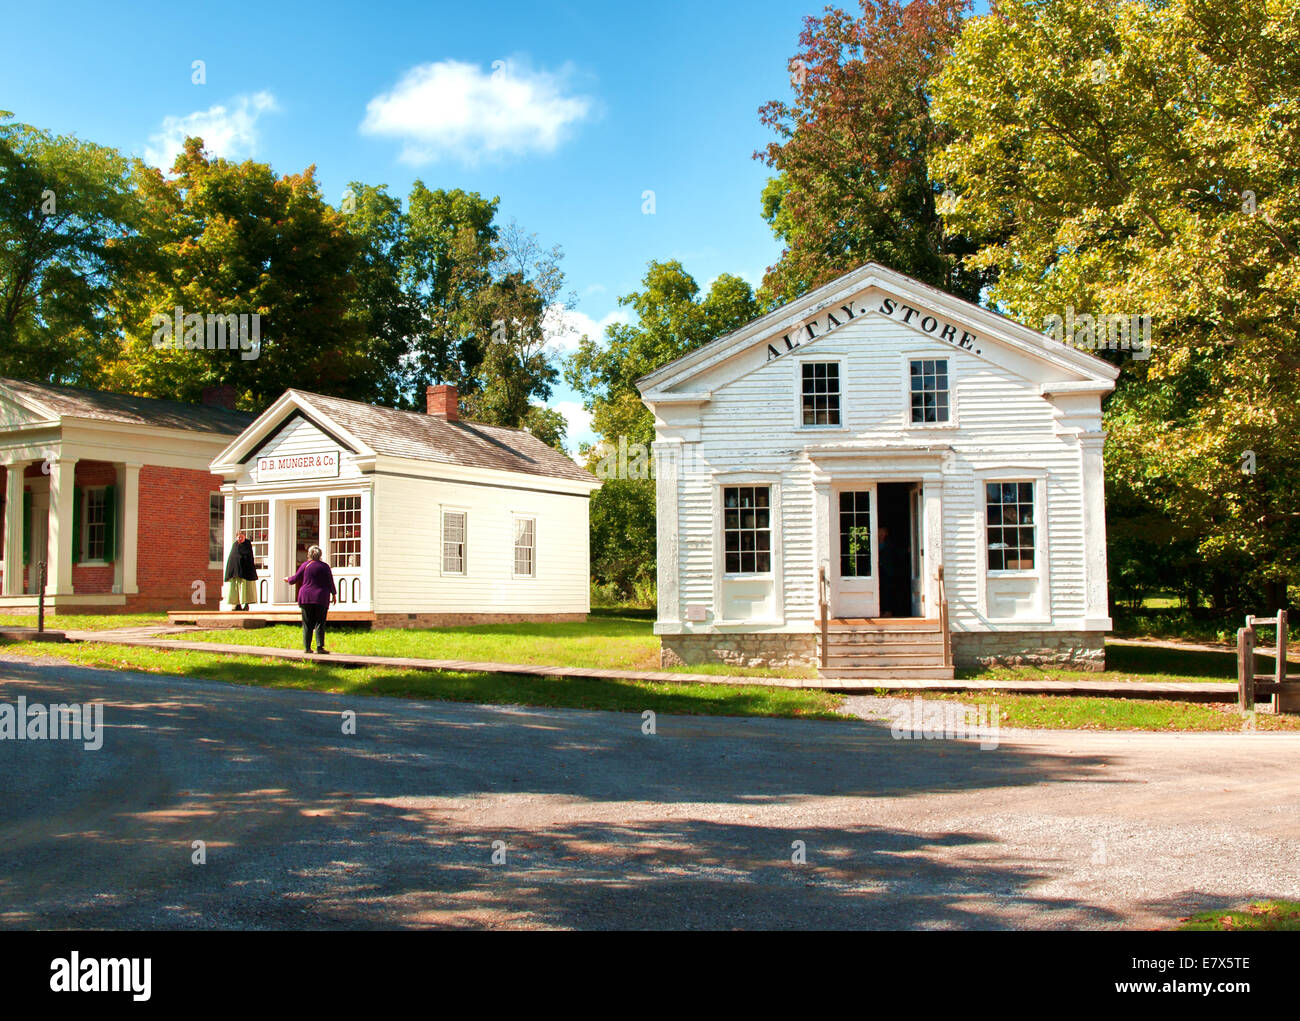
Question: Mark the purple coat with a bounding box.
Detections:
[287,559,336,607]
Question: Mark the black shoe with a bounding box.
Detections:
[316,648,329,655]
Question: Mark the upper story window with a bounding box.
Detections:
[723,485,771,574]
[909,358,950,424]
[986,482,1035,571]
[801,362,841,426]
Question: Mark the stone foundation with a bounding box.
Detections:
[662,629,1107,672]
[374,611,587,629]
[660,632,818,670]
[952,630,1106,672]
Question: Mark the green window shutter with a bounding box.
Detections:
[103,483,116,563]
[72,486,82,564]
[22,491,31,566]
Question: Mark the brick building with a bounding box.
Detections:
[0,378,253,613]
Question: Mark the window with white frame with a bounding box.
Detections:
[986,482,1036,571]
[723,485,771,574]
[83,487,108,561]
[513,517,536,577]
[909,358,950,424]
[209,494,224,564]
[238,500,269,569]
[329,495,362,567]
[801,361,841,426]
[443,510,466,575]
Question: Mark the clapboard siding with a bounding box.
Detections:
[372,471,590,614]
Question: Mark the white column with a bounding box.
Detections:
[1079,431,1111,627]
[221,488,236,609]
[812,474,831,621]
[2,462,28,596]
[923,473,945,619]
[121,463,141,595]
[653,441,681,626]
[46,457,78,596]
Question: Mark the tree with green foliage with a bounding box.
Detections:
[105,138,376,409]
[459,221,571,448]
[0,112,146,384]
[756,0,987,305]
[403,183,499,391]
[340,181,419,407]
[931,0,1300,609]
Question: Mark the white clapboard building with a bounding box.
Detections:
[637,263,1119,679]
[206,385,600,626]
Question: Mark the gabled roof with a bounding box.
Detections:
[215,388,598,487]
[0,377,255,435]
[636,262,1120,396]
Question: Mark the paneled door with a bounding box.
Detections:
[832,486,878,618]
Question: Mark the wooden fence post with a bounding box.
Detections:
[1238,626,1256,712]
[1276,609,1288,687]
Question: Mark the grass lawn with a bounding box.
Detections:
[961,641,1246,684]
[896,692,1300,732]
[0,640,843,720]
[3,638,1295,731]
[0,613,169,631]
[162,612,820,679]
[1177,900,1300,931]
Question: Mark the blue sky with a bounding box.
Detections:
[1,0,984,451]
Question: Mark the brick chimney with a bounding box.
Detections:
[426,383,459,422]
[201,384,237,410]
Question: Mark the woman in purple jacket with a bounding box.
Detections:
[285,545,337,654]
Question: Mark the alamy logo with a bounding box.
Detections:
[151,306,261,360]
[50,953,151,1001]
[0,697,103,750]
[890,696,1000,749]
[1043,306,1151,360]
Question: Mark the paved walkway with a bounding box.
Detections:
[59,627,1242,699]
[1,653,1296,930]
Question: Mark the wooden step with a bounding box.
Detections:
[826,637,944,651]
[827,654,948,668]
[826,630,943,644]
[828,617,939,631]
[818,664,956,681]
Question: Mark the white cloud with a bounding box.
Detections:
[542,304,629,355]
[360,58,594,164]
[145,91,278,170]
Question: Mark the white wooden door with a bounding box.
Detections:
[832,486,878,618]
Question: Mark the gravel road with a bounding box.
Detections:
[2,652,1298,930]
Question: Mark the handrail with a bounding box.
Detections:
[817,565,829,669]
[937,564,951,668]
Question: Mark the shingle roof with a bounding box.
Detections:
[292,390,596,486]
[0,377,255,435]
